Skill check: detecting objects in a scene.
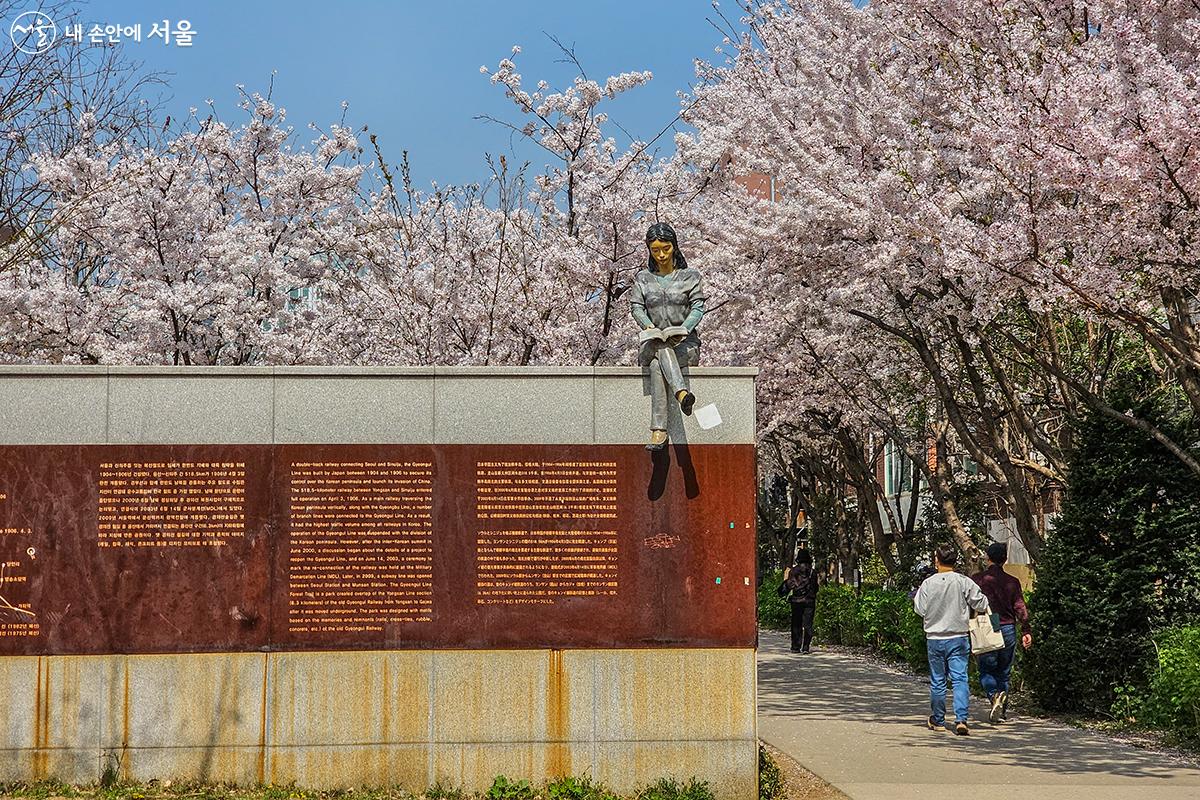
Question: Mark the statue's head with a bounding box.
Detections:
[645,222,688,273]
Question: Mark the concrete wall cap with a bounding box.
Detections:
[0,364,110,376]
[0,365,759,378]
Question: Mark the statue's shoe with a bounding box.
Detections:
[679,391,696,416]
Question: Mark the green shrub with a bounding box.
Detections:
[757,745,784,800]
[634,778,714,800]
[424,782,468,800]
[757,570,791,630]
[485,776,535,800]
[546,775,618,800]
[814,583,861,645]
[856,588,926,672]
[813,583,927,670]
[1140,626,1200,743]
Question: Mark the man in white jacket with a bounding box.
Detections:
[914,544,991,735]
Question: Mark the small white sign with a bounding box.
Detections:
[695,403,722,430]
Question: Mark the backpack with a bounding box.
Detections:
[783,566,818,604]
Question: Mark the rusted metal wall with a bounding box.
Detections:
[0,444,755,654]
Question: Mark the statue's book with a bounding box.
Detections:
[638,326,689,343]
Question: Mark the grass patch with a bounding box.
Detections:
[0,776,714,800]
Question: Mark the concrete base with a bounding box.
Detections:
[0,649,757,798]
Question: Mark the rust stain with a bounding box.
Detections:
[58,658,74,745]
[257,652,268,784]
[211,746,246,783]
[381,657,391,738]
[40,658,49,749]
[351,656,371,734]
[32,657,41,750]
[392,654,427,741]
[41,657,53,753]
[269,746,287,786]
[546,649,569,777]
[271,658,292,754]
[31,656,46,778]
[39,657,49,753]
[121,660,130,749]
[267,658,283,786]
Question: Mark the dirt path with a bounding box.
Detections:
[762,741,848,800]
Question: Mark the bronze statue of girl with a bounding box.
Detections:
[629,222,706,450]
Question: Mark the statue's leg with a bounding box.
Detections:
[678,339,701,368]
[656,344,688,397]
[648,352,669,431]
[670,340,700,416]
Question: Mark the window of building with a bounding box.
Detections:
[884,440,913,496]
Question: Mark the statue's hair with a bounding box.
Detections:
[645,222,689,272]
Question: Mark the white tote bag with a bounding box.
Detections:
[969,612,1005,655]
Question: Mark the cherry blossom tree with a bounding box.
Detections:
[2,92,365,364]
[3,50,722,372]
[681,0,1200,567]
[0,0,164,304]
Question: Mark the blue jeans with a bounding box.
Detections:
[927,636,970,724]
[977,623,1017,700]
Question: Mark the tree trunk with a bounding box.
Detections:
[836,429,898,576]
[927,447,985,574]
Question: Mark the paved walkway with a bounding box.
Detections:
[757,630,1200,799]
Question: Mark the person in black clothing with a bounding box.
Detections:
[779,550,819,653]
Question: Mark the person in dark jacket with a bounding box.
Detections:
[779,550,819,653]
[971,541,1032,723]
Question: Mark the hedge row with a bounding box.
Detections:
[1114,626,1200,744]
[812,584,927,672]
[757,570,791,630]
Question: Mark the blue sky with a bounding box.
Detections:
[62,0,736,189]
